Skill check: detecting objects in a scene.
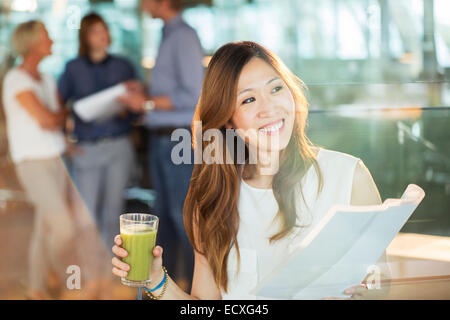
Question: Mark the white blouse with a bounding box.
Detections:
[2,68,65,163]
[221,148,360,299]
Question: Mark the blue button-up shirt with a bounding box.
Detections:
[58,54,137,141]
[146,14,204,129]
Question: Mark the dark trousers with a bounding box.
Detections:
[149,132,194,290]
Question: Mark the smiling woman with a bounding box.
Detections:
[184,42,325,293]
[112,41,388,300]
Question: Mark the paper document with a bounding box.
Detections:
[251,184,425,299]
[73,84,127,122]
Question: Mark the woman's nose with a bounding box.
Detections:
[258,96,278,118]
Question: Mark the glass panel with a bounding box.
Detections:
[307,105,450,236]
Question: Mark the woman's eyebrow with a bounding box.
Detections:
[266,76,280,85]
[237,77,280,97]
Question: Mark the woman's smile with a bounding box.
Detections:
[258,118,285,135]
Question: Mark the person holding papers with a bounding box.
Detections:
[111,41,391,299]
[58,13,138,247]
[117,0,204,291]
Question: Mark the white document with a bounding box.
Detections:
[251,184,425,299]
[73,83,127,122]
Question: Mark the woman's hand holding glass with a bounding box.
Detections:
[111,235,165,291]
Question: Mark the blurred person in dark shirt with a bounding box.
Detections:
[58,13,138,248]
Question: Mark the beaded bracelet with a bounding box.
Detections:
[145,266,168,300]
[149,266,167,292]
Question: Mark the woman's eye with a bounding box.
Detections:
[272,86,283,93]
[242,97,255,104]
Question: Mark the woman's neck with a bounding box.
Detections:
[89,49,108,63]
[20,54,42,80]
[244,150,280,189]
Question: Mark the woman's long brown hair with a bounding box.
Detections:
[183,41,323,292]
[78,13,110,57]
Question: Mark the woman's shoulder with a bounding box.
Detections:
[60,57,88,75]
[316,147,360,163]
[313,148,382,204]
[3,67,37,91]
[298,148,365,212]
[300,148,360,191]
[65,56,85,67]
[109,54,134,67]
[311,148,361,187]
[4,67,25,81]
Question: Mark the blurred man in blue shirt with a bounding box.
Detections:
[118,0,204,291]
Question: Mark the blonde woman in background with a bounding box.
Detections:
[2,21,109,299]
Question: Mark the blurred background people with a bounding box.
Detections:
[118,0,204,291]
[2,20,76,299]
[58,13,138,248]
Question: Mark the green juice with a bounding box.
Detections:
[121,225,157,282]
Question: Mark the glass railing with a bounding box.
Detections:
[307,104,450,237]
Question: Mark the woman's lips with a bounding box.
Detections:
[258,119,285,135]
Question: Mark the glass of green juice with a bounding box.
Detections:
[119,213,159,287]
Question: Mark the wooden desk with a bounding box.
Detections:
[385,233,450,299]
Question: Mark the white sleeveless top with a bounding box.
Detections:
[221,148,360,299]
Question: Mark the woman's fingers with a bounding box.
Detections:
[112,235,128,257]
[112,267,128,278]
[112,257,130,272]
[112,244,128,258]
[322,284,368,300]
[111,235,130,279]
[114,235,122,246]
[153,245,163,257]
[152,246,163,267]
[111,243,164,280]
[344,284,367,296]
[151,246,164,274]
